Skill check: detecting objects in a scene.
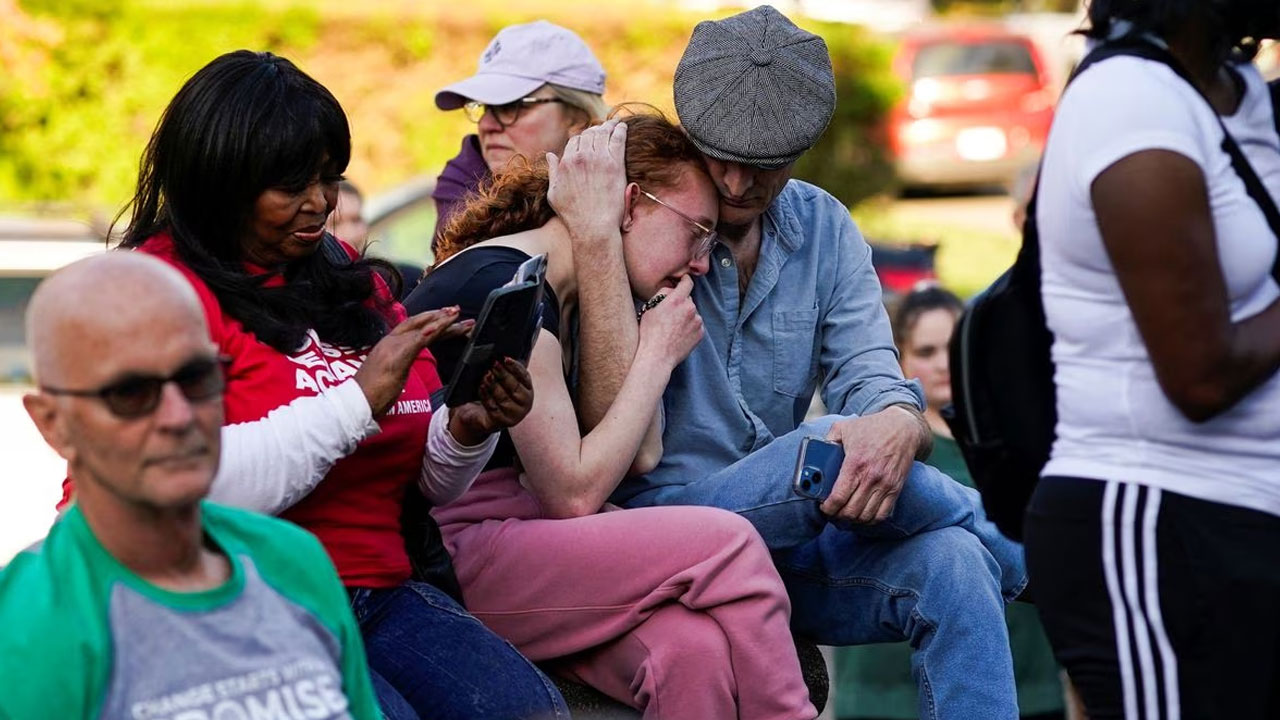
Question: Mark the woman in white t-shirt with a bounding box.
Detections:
[1022,2,1280,719]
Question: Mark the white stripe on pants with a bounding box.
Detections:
[1101,482,1181,720]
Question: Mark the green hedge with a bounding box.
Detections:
[793,21,900,207]
[2,0,900,212]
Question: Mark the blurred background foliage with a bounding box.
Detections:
[935,0,1077,13]
[0,0,902,214]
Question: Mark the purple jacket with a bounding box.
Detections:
[431,135,490,250]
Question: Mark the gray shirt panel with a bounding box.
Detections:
[100,556,353,720]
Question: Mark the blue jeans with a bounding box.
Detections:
[629,415,1028,720]
[349,579,569,720]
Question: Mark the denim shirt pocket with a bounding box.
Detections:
[772,307,819,397]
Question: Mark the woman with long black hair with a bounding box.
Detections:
[1024,2,1280,717]
[76,50,567,719]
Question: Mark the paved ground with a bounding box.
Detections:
[892,193,1019,236]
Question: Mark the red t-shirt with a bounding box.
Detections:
[62,233,439,588]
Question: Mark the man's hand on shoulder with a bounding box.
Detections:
[819,405,932,524]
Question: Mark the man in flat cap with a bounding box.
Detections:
[567,6,1027,719]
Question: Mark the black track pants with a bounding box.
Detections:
[1024,476,1280,720]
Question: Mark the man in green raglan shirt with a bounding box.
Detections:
[0,253,381,720]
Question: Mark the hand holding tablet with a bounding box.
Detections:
[443,254,549,408]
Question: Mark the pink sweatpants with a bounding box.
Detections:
[432,468,816,720]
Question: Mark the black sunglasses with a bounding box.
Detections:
[41,356,228,419]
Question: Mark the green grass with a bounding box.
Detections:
[851,199,1020,299]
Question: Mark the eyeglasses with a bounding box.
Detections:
[41,356,228,419]
[463,97,566,128]
[638,188,719,261]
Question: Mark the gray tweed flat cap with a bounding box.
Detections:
[674,5,835,169]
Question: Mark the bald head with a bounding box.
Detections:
[25,250,223,513]
[27,252,208,387]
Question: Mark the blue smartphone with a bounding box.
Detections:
[792,437,845,501]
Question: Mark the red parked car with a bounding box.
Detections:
[888,25,1056,190]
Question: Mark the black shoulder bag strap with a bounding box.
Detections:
[1104,40,1280,282]
[1195,65,1280,281]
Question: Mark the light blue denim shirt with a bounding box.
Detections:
[614,180,924,503]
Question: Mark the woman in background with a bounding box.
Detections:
[430,20,609,254]
[833,283,1064,720]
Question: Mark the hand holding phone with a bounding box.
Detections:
[444,254,548,408]
[448,356,535,444]
[792,437,845,501]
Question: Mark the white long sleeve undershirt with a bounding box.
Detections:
[209,378,497,514]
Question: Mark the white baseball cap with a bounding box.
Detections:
[435,20,607,110]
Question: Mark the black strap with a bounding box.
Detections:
[1271,79,1280,138]
[1152,51,1280,281]
[1228,124,1280,280]
[1029,39,1280,282]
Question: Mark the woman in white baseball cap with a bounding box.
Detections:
[430,20,609,252]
